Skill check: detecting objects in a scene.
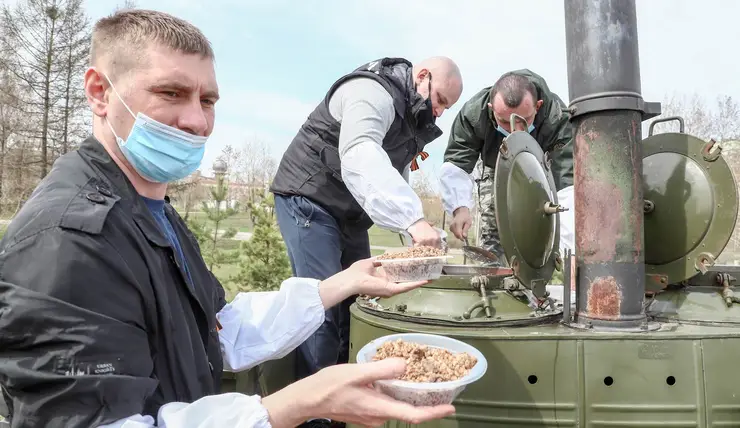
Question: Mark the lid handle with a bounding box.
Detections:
[648,115,685,136]
[508,113,529,132]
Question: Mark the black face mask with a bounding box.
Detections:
[411,72,435,127]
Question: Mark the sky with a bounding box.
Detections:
[46,0,740,184]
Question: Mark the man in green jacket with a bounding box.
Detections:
[440,69,575,263]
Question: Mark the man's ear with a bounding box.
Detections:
[487,102,495,121]
[416,68,430,83]
[85,67,109,118]
[536,99,544,110]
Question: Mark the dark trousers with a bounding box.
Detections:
[274,194,371,380]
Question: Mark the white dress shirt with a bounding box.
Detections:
[331,77,425,232]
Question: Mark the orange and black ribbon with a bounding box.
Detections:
[410,151,429,171]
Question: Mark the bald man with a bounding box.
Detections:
[270,57,463,384]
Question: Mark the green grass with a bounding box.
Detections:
[216,239,241,251]
[212,258,242,283]
[183,210,253,233]
[370,248,384,257]
[368,226,404,247]
[211,255,251,302]
[367,225,466,249]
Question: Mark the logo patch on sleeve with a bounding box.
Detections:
[52,355,123,376]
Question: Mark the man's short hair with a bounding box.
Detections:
[90,9,214,78]
[490,72,538,108]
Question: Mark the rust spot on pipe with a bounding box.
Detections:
[574,124,623,262]
[586,276,622,319]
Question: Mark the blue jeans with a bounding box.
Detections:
[274,194,371,379]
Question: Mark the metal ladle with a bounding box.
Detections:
[462,236,500,265]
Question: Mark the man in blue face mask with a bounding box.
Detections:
[0,8,454,428]
[439,69,575,264]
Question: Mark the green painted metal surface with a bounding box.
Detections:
[642,132,739,292]
[647,285,740,324]
[494,131,561,294]
[348,300,740,427]
[427,271,512,290]
[644,152,713,265]
[221,124,740,426]
[220,350,297,397]
[356,284,561,328]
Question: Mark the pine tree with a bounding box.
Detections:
[186,163,239,271]
[230,194,292,293]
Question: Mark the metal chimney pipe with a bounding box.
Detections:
[564,0,661,328]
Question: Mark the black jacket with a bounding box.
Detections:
[270,57,442,231]
[0,137,226,427]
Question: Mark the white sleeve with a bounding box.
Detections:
[439,162,475,215]
[330,77,425,232]
[557,185,575,253]
[218,277,325,372]
[98,393,271,428]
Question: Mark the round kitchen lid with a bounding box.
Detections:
[643,118,738,292]
[493,126,561,297]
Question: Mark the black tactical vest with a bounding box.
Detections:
[270,58,442,231]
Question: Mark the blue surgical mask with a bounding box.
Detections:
[103,73,208,183]
[496,123,535,137]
